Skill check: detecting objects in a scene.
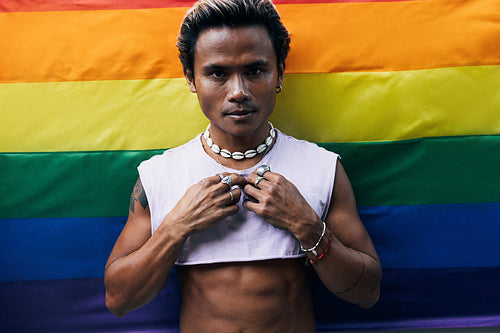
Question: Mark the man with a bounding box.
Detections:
[105,0,382,331]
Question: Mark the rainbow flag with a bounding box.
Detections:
[1,0,499,331]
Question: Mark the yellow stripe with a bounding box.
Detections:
[276,65,500,143]
[1,65,499,152]
[1,79,203,152]
[1,0,500,83]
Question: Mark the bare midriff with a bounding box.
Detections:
[176,258,315,333]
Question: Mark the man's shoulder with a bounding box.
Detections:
[277,130,338,159]
[140,134,202,168]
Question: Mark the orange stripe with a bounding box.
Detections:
[281,0,500,74]
[0,8,186,82]
[0,0,499,83]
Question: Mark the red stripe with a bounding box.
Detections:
[0,0,192,12]
[0,0,417,13]
[275,0,415,3]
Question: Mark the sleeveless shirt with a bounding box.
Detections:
[138,130,339,265]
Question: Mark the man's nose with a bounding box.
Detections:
[227,75,250,102]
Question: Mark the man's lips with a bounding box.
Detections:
[225,109,255,118]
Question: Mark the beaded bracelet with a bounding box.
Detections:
[309,230,333,265]
[300,221,326,256]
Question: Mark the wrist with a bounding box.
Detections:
[308,229,333,265]
[296,218,326,253]
[158,214,191,242]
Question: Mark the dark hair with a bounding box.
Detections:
[177,0,290,78]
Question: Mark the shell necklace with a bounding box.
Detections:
[204,122,276,160]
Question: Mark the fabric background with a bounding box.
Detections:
[1,0,499,331]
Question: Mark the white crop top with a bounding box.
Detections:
[138,130,339,265]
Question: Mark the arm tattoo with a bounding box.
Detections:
[130,178,148,213]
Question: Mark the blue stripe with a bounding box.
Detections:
[1,202,499,281]
[360,203,500,269]
[0,217,125,282]
[1,268,499,332]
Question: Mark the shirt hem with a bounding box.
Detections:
[174,253,306,266]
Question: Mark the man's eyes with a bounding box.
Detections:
[210,71,226,79]
[207,68,266,79]
[247,68,265,76]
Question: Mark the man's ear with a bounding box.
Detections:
[277,62,285,87]
[185,70,197,93]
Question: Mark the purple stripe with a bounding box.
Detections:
[0,276,180,333]
[318,316,500,331]
[1,267,499,332]
[312,267,500,330]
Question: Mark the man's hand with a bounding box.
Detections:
[165,172,247,236]
[244,169,317,235]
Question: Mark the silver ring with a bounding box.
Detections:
[228,191,234,204]
[256,165,271,177]
[255,176,264,188]
[221,175,232,187]
[217,173,224,180]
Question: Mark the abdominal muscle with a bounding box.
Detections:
[176,258,315,333]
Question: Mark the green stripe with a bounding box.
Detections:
[0,150,158,219]
[323,135,500,206]
[1,135,499,219]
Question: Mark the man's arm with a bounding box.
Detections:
[244,161,381,308]
[104,178,186,316]
[105,173,246,316]
[302,162,381,308]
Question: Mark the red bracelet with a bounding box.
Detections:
[309,230,333,265]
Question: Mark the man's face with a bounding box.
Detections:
[186,25,283,140]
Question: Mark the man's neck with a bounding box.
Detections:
[201,131,277,171]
